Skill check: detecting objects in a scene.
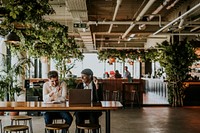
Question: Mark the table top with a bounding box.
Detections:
[0,101,123,111]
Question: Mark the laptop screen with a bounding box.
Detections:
[68,89,91,104]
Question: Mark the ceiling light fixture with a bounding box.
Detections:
[127,34,135,41]
[138,24,146,30]
[178,18,184,29]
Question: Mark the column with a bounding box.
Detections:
[40,56,49,78]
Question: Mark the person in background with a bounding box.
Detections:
[123,66,132,82]
[43,70,73,133]
[75,68,102,133]
[104,72,110,78]
[115,70,122,78]
[109,70,115,78]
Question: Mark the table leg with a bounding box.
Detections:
[122,85,125,108]
[105,110,110,133]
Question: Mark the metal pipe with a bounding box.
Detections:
[154,2,200,35]
[108,0,122,33]
[122,0,156,39]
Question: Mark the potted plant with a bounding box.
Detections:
[147,39,198,107]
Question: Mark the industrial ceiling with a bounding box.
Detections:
[44,0,200,52]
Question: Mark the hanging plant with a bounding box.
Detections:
[0,0,83,61]
[97,49,151,62]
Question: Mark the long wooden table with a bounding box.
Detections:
[0,101,122,133]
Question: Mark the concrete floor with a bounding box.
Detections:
[0,107,200,133]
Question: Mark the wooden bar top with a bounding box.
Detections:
[0,101,123,111]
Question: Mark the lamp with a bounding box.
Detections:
[5,32,20,44]
[138,24,146,30]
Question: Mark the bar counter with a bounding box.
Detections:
[184,81,200,106]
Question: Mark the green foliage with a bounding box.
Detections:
[0,54,33,101]
[0,78,9,101]
[149,39,198,106]
[0,0,83,62]
[64,78,77,89]
[97,49,149,62]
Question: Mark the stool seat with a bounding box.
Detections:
[11,115,32,121]
[11,115,33,133]
[77,124,100,130]
[45,124,69,133]
[45,124,69,130]
[4,125,29,132]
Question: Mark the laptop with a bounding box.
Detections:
[69,89,91,104]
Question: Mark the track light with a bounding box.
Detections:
[138,24,146,30]
[127,34,135,41]
[178,18,184,29]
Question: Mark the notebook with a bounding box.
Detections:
[69,89,91,104]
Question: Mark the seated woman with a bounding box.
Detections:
[75,69,102,133]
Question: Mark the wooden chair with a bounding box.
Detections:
[11,115,33,133]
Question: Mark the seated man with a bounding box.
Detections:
[43,70,73,133]
[75,68,102,133]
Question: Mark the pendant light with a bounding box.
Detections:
[4,32,20,44]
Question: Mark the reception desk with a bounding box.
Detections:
[99,78,144,106]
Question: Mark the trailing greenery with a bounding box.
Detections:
[0,0,83,61]
[148,39,198,107]
[97,49,149,62]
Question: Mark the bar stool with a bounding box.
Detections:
[130,89,140,108]
[11,115,33,133]
[112,90,120,101]
[45,123,69,133]
[3,125,29,133]
[76,123,101,133]
[104,90,110,101]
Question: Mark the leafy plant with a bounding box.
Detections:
[0,77,9,101]
[64,78,77,90]
[0,0,83,62]
[148,39,198,107]
[97,49,149,62]
[0,53,33,101]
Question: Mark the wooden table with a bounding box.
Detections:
[0,101,122,133]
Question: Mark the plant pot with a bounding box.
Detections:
[9,111,19,116]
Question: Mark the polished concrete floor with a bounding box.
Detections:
[0,106,200,133]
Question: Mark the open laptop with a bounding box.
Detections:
[68,89,91,105]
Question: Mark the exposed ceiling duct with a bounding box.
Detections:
[121,0,156,39]
[154,2,200,35]
[46,0,200,52]
[108,0,122,33]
